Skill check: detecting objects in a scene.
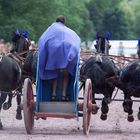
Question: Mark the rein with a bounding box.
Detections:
[17,48,38,56]
[110,88,119,103]
[17,50,29,56]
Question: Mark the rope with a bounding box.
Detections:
[110,88,119,103]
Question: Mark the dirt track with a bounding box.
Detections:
[0,89,140,140]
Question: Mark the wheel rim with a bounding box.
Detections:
[86,84,92,130]
[27,82,34,128]
[83,79,92,135]
[23,78,34,134]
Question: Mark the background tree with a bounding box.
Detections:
[102,8,131,39]
[131,0,140,38]
[0,0,139,42]
[0,0,94,42]
[86,0,135,40]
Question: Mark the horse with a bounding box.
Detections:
[3,30,32,110]
[10,29,38,81]
[0,30,37,129]
[11,30,37,82]
[10,30,37,111]
[108,58,140,122]
[80,34,119,120]
[105,44,140,122]
[0,54,22,129]
[10,30,37,97]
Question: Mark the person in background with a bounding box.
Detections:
[118,41,124,56]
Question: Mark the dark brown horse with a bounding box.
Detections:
[109,59,140,122]
[80,34,119,120]
[0,54,22,129]
[9,30,37,118]
[0,30,37,129]
[11,31,37,81]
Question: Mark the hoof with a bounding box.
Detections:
[41,117,47,120]
[100,113,107,120]
[16,113,22,120]
[137,112,140,120]
[92,104,99,114]
[92,110,98,114]
[0,122,3,130]
[127,115,134,122]
[3,102,11,110]
[78,112,83,117]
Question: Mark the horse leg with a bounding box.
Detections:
[16,94,22,120]
[92,89,96,104]
[100,97,109,120]
[122,96,134,122]
[0,106,3,130]
[92,92,99,114]
[0,93,8,129]
[3,93,12,110]
[100,87,114,120]
[137,107,140,120]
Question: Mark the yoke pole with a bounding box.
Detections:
[78,97,140,102]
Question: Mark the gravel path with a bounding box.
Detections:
[0,89,140,140]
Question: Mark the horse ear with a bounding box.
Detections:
[15,28,20,35]
[106,31,110,40]
[22,30,29,38]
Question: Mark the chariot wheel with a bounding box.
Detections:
[23,78,35,134]
[83,79,92,135]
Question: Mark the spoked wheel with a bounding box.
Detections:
[23,78,35,134]
[83,79,92,135]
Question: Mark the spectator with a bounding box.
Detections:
[118,41,124,56]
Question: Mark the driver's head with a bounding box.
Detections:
[56,15,66,25]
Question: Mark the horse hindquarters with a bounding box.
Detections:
[0,56,21,91]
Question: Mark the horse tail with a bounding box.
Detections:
[95,54,102,63]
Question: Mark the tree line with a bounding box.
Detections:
[0,0,139,42]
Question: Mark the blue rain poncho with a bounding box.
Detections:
[38,22,81,80]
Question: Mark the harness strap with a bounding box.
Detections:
[7,53,23,66]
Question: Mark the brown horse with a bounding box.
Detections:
[0,31,32,125]
[0,54,22,129]
[10,30,37,117]
[80,33,119,120]
[109,59,140,122]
